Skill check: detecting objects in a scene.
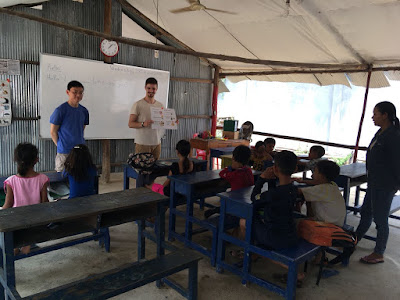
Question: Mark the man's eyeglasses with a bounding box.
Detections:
[70,91,84,95]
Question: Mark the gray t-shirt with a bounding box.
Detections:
[130,98,164,145]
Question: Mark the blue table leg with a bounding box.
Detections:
[0,232,16,300]
[184,186,194,246]
[188,262,198,300]
[137,220,146,261]
[168,181,176,242]
[242,206,254,285]
[286,261,298,300]
[216,198,227,273]
[123,166,129,190]
[99,227,111,253]
[156,200,166,288]
[354,186,361,215]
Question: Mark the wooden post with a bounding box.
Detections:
[211,66,220,136]
[353,70,372,162]
[101,0,112,183]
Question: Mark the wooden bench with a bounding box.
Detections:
[20,248,202,300]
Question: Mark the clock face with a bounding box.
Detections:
[100,39,119,57]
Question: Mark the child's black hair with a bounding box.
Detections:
[232,145,251,166]
[67,80,84,90]
[274,150,297,175]
[316,160,340,181]
[255,141,265,149]
[264,138,276,145]
[64,144,96,182]
[14,143,38,176]
[176,140,191,174]
[310,145,325,158]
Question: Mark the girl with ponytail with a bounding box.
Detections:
[356,101,400,264]
[3,143,49,254]
[162,140,194,196]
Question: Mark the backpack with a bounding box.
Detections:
[298,219,357,265]
[127,153,156,175]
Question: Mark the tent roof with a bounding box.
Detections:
[3,0,400,87]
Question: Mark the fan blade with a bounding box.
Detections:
[205,8,237,15]
[170,7,194,13]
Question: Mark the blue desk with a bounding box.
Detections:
[334,163,367,214]
[0,188,168,299]
[1,171,99,203]
[209,147,236,170]
[217,187,321,300]
[168,169,261,266]
[0,171,67,190]
[123,158,207,189]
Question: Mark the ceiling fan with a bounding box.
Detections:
[170,0,236,14]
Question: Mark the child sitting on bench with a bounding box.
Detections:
[298,145,325,172]
[249,141,273,171]
[294,160,346,227]
[264,137,276,158]
[204,145,254,218]
[64,144,97,198]
[250,150,298,249]
[3,143,49,255]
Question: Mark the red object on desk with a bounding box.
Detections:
[192,133,207,160]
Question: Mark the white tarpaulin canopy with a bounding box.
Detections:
[3,0,400,86]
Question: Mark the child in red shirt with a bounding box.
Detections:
[219,145,254,190]
[204,145,253,218]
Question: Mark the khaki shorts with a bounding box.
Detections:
[55,153,69,172]
[135,144,161,160]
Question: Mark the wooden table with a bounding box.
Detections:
[123,158,207,189]
[168,169,260,266]
[0,188,168,299]
[190,138,250,170]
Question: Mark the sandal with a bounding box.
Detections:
[360,254,384,264]
[229,249,244,260]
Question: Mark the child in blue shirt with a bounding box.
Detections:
[63,144,97,198]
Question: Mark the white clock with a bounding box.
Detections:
[100,39,119,57]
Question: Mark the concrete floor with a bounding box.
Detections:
[16,173,400,300]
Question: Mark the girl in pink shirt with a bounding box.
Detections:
[3,143,49,254]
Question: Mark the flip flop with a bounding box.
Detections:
[360,255,384,264]
[229,249,244,260]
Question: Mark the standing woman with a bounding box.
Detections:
[356,101,400,264]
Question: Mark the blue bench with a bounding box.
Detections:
[217,187,322,300]
[21,248,202,300]
[168,170,261,266]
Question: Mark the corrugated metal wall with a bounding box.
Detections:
[0,0,212,176]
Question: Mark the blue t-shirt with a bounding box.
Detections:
[50,102,89,154]
[65,167,97,199]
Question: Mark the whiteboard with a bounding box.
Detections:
[39,53,170,139]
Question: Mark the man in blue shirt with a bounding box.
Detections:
[50,80,89,172]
